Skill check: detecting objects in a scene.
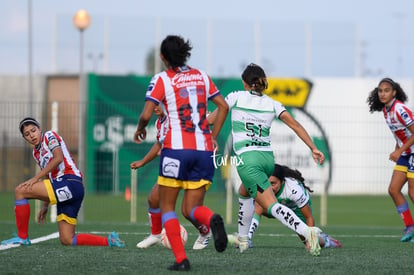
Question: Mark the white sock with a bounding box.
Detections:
[268,202,309,237]
[238,197,254,238]
[248,213,261,240]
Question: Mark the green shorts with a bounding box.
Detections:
[236,150,274,198]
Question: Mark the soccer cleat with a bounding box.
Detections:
[306,227,322,256]
[136,234,161,248]
[192,231,212,250]
[1,236,31,246]
[320,232,342,248]
[108,232,125,248]
[400,225,414,242]
[328,237,342,248]
[248,239,253,248]
[238,236,249,253]
[209,214,228,252]
[168,259,191,271]
[227,233,239,248]
[227,233,253,249]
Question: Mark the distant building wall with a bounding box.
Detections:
[306,77,414,194]
[46,75,80,149]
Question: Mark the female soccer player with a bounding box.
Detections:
[132,105,212,250]
[134,35,229,271]
[1,117,124,248]
[367,77,414,242]
[208,63,325,256]
[229,164,342,249]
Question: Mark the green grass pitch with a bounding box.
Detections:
[1,192,413,274]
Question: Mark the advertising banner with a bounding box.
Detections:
[86,74,330,194]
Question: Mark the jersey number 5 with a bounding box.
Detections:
[246,122,263,137]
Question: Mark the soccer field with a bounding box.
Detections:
[0,192,413,274]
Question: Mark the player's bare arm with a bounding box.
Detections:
[134,101,157,143]
[279,111,325,165]
[20,147,63,190]
[131,141,162,169]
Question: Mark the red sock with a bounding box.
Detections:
[149,212,162,235]
[164,218,187,263]
[400,209,414,227]
[73,234,109,246]
[192,206,214,231]
[15,202,30,239]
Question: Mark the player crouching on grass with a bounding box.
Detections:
[1,117,125,248]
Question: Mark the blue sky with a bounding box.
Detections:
[1,0,414,78]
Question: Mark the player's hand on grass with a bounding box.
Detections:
[37,204,48,225]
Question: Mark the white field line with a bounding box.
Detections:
[0,232,59,251]
[90,231,402,239]
[0,230,401,251]
[0,243,20,250]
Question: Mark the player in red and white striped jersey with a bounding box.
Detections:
[1,117,124,248]
[145,64,219,151]
[368,78,414,242]
[383,95,414,155]
[34,129,82,179]
[134,35,229,271]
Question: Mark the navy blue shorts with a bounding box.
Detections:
[396,154,414,173]
[45,175,84,225]
[159,148,214,182]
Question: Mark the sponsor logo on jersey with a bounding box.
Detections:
[147,81,155,92]
[172,72,205,89]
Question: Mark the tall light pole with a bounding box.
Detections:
[73,9,90,223]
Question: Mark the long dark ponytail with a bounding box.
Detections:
[273,164,313,193]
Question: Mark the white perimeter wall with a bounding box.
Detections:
[306,77,414,194]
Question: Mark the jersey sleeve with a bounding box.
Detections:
[396,103,414,127]
[44,131,61,151]
[145,73,165,105]
[273,99,287,118]
[286,178,310,209]
[225,91,239,109]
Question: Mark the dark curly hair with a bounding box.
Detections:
[241,63,268,92]
[160,35,192,69]
[367,77,407,113]
[273,164,313,193]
